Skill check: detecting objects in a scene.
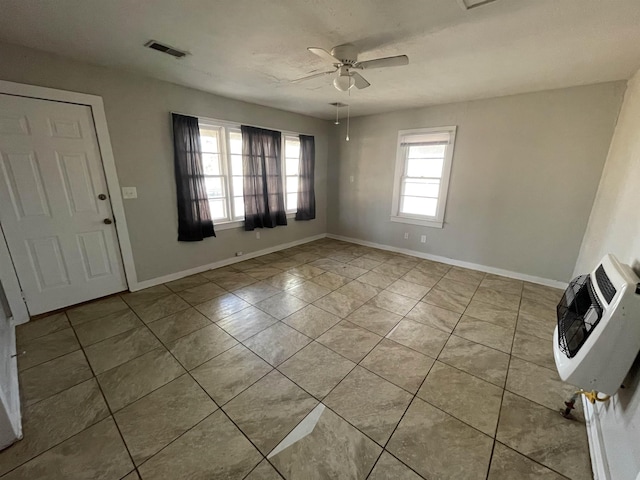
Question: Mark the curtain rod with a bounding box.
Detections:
[170,111,315,137]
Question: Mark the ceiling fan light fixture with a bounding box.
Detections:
[333,75,354,92]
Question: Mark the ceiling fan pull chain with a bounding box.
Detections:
[346,104,350,142]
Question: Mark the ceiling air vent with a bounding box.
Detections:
[144,40,188,58]
[457,0,500,10]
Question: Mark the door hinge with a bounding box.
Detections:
[20,290,26,301]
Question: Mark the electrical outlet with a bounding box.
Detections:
[420,235,427,243]
[235,251,243,257]
[121,187,137,199]
[404,232,409,240]
[256,231,260,239]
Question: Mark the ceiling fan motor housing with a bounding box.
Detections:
[330,44,358,65]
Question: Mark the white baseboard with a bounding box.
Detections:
[326,233,568,289]
[130,233,327,291]
[583,397,610,480]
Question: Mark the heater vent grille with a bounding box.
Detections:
[145,41,188,58]
[595,264,616,304]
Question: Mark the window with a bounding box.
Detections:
[197,119,302,228]
[283,135,300,213]
[391,126,457,228]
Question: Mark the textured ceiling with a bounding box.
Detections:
[1,0,639,119]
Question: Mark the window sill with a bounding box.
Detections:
[214,213,297,231]
[390,215,443,229]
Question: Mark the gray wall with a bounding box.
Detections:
[328,83,625,282]
[573,70,640,480]
[0,42,331,282]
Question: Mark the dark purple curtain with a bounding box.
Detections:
[172,114,215,241]
[241,125,287,231]
[295,134,316,220]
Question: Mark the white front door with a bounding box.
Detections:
[0,94,127,315]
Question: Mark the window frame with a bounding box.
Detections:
[282,134,301,214]
[390,126,457,229]
[195,115,303,231]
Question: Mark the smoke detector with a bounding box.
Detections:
[144,40,188,59]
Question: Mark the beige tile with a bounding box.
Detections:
[368,290,418,316]
[401,268,441,288]
[418,361,503,436]
[519,296,557,321]
[287,264,326,279]
[497,392,591,479]
[386,279,431,300]
[522,282,564,304]
[287,280,331,303]
[453,315,514,353]
[66,296,130,325]
[97,348,185,412]
[18,328,79,371]
[2,418,133,480]
[313,290,364,318]
[438,335,510,387]
[405,301,461,333]
[517,311,556,341]
[256,292,308,320]
[121,471,140,480]
[206,271,257,290]
[372,263,412,278]
[146,308,211,343]
[268,404,381,479]
[164,274,209,292]
[348,256,383,270]
[317,320,382,363]
[245,266,284,280]
[323,263,369,279]
[120,285,172,308]
[282,304,341,338]
[129,293,190,323]
[244,322,311,366]
[114,374,217,465]
[345,304,403,336]
[465,299,518,329]
[191,344,272,405]
[369,451,423,480]
[168,324,237,370]
[324,366,412,444]
[19,350,92,406]
[264,272,306,290]
[415,260,452,277]
[138,410,262,479]
[177,282,226,304]
[360,339,435,394]
[423,285,471,314]
[488,442,568,480]
[84,326,160,374]
[473,286,521,311]
[443,266,486,286]
[0,379,109,476]
[357,271,397,289]
[194,292,250,322]
[387,397,493,480]
[512,331,556,370]
[279,342,355,398]
[386,319,449,358]
[223,370,318,454]
[16,313,69,346]
[336,280,380,302]
[73,309,142,347]
[506,357,579,415]
[234,281,282,304]
[481,275,524,296]
[246,460,282,480]
[217,305,279,341]
[311,271,351,290]
[222,260,262,273]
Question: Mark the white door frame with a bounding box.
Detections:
[0,80,137,324]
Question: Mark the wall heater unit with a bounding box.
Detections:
[554,254,640,395]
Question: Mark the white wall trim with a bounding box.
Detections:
[132,233,327,291]
[583,397,611,480]
[0,80,138,313]
[327,233,569,289]
[0,225,29,325]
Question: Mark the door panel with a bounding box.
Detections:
[0,94,127,315]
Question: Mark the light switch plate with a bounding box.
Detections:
[121,187,137,199]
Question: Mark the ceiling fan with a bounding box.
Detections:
[294,43,409,91]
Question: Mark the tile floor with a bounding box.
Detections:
[0,238,591,479]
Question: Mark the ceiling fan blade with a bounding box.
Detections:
[292,70,336,83]
[355,55,409,70]
[308,47,341,64]
[351,72,370,89]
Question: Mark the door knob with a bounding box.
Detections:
[103,218,113,225]
[98,194,107,200]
